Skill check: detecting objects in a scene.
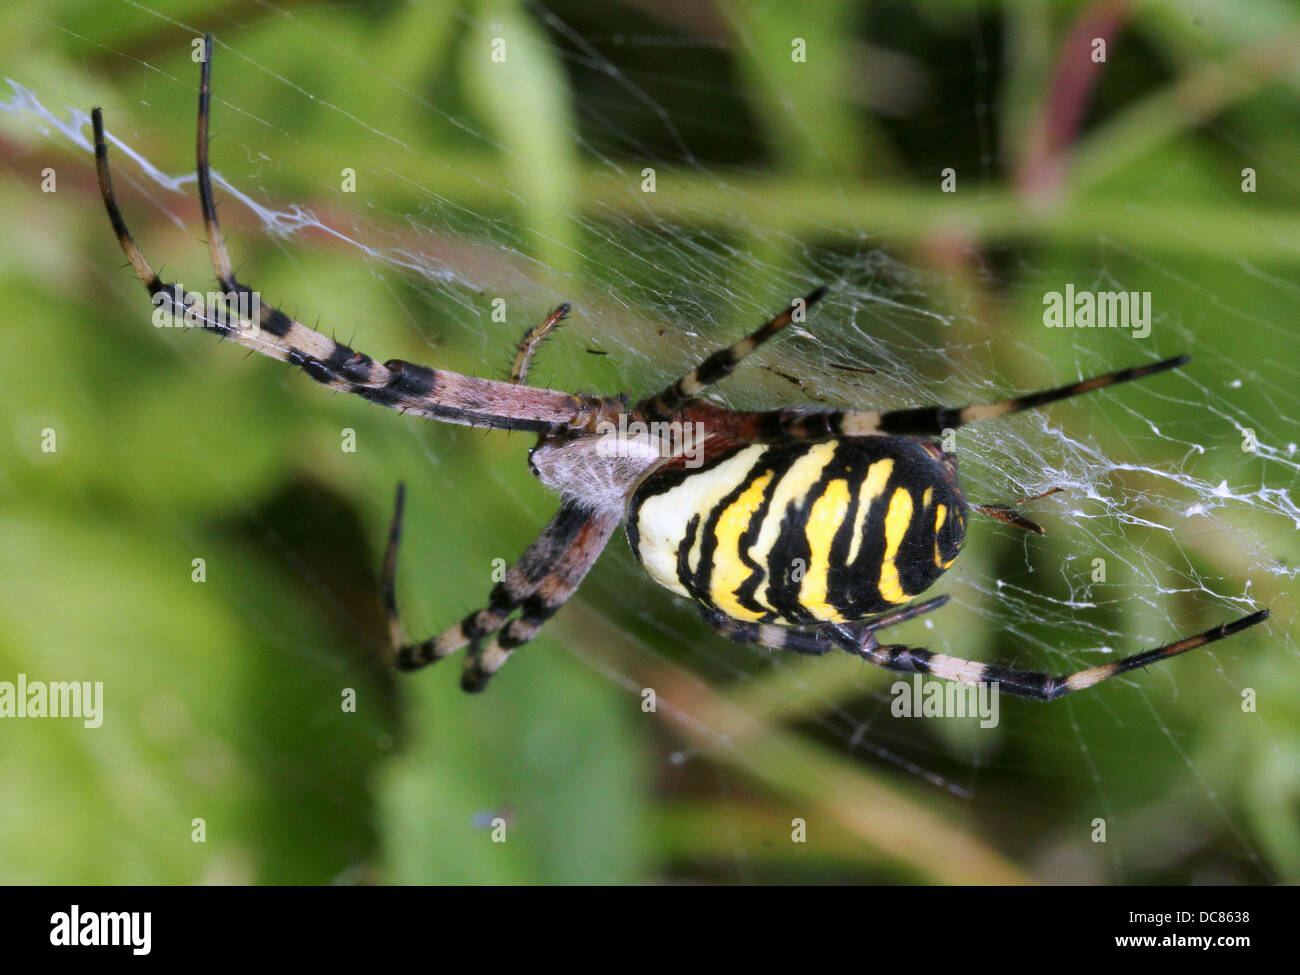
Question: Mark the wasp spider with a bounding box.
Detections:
[91,37,1267,696]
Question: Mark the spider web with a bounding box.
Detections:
[5,0,1297,884]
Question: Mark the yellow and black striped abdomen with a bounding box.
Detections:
[626,438,966,625]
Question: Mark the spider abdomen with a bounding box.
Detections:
[626,437,966,626]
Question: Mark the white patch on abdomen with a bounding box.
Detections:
[632,444,766,598]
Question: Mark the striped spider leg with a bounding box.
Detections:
[384,486,619,692]
[715,606,1270,702]
[637,286,829,420]
[737,354,1190,444]
[91,37,625,439]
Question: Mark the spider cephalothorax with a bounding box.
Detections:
[92,36,1267,697]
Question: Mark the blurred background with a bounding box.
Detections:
[1,0,1297,884]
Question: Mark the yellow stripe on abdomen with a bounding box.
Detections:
[845,458,894,567]
[798,478,852,621]
[933,502,959,569]
[708,470,775,621]
[748,441,840,613]
[877,487,915,604]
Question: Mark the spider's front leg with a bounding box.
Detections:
[383,487,619,692]
[92,36,623,437]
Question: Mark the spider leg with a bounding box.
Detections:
[701,601,1267,700]
[854,594,952,633]
[384,489,601,672]
[510,304,570,384]
[90,40,622,436]
[698,594,951,657]
[741,356,1189,442]
[196,37,233,291]
[852,609,1269,701]
[639,287,828,418]
[700,610,837,655]
[460,507,621,692]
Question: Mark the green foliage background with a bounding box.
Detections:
[1,0,1296,884]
